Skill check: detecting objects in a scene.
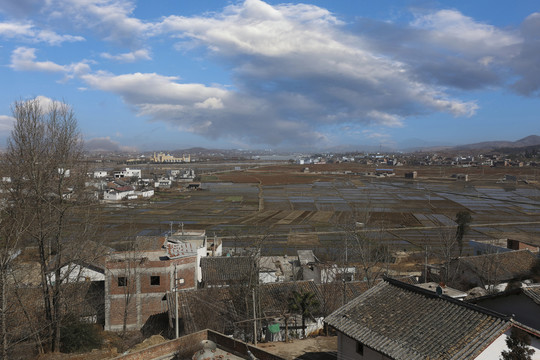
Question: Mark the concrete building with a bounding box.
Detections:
[93,170,108,178]
[152,152,190,163]
[114,168,142,179]
[103,188,135,201]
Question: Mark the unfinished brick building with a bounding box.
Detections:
[104,250,197,331]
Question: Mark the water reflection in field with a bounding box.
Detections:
[103,179,540,256]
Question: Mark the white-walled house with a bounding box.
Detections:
[326,277,540,360]
[154,178,172,188]
[103,188,134,201]
[113,168,141,179]
[48,262,105,284]
[134,189,154,198]
[93,170,108,178]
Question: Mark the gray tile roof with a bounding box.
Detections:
[523,286,540,305]
[325,277,512,360]
[201,256,257,284]
[455,249,538,283]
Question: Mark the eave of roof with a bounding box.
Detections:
[325,277,512,360]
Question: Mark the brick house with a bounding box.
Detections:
[104,250,197,331]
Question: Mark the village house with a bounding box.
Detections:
[104,250,197,332]
[104,229,222,331]
[200,256,258,288]
[469,238,540,256]
[114,168,142,179]
[468,285,540,331]
[325,277,540,360]
[427,249,539,291]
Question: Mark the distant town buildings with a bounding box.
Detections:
[152,152,191,163]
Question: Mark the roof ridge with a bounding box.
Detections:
[383,276,512,320]
[458,248,533,260]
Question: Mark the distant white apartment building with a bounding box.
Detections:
[93,170,108,178]
[113,168,141,179]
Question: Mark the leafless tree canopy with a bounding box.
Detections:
[1,98,102,355]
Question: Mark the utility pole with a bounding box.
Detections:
[424,246,428,283]
[174,264,179,339]
[252,288,257,345]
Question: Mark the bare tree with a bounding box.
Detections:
[432,227,460,284]
[4,98,97,352]
[341,209,391,288]
[0,190,30,359]
[118,239,141,337]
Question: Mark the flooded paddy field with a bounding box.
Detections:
[101,164,540,257]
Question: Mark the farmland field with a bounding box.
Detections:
[102,162,540,257]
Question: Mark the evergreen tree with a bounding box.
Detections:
[500,328,535,360]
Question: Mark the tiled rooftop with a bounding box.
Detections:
[325,277,512,360]
[456,249,538,282]
[524,286,540,305]
[201,256,257,284]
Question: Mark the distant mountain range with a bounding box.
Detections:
[85,135,540,156]
[409,135,540,153]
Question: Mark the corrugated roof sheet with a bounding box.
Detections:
[325,277,512,360]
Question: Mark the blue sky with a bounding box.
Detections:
[0,0,539,152]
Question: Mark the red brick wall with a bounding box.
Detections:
[140,272,171,293]
[141,296,167,321]
[109,297,137,327]
[109,275,137,295]
[106,253,198,331]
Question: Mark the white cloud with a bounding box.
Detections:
[10,1,537,146]
[194,97,224,109]
[412,10,521,57]
[48,0,151,46]
[34,95,56,110]
[362,130,390,140]
[0,21,84,45]
[0,115,15,133]
[101,49,151,62]
[10,47,91,76]
[511,12,540,96]
[366,111,403,127]
[10,47,66,72]
[133,0,478,146]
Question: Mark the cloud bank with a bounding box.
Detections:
[3,0,540,147]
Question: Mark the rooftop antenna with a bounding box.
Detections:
[169,221,173,236]
[181,222,184,235]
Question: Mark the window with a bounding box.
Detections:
[356,342,364,356]
[150,276,160,286]
[117,276,127,287]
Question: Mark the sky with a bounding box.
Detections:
[0,0,539,152]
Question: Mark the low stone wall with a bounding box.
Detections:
[113,330,206,360]
[113,329,285,360]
